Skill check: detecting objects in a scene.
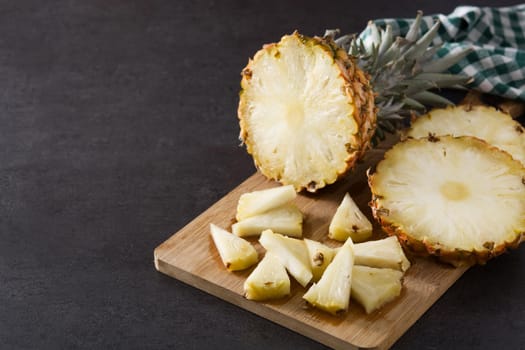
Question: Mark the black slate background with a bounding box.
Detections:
[1,1,524,349]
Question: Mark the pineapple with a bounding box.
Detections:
[232,203,303,238]
[236,185,296,221]
[304,238,336,281]
[244,253,291,301]
[238,13,471,192]
[407,105,525,166]
[368,136,525,266]
[259,229,313,287]
[329,192,373,242]
[351,265,403,314]
[303,238,355,315]
[354,236,410,272]
[209,224,258,271]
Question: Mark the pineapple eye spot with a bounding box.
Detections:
[440,181,470,201]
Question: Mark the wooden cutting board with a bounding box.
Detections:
[154,136,469,350]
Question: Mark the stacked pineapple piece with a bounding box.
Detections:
[210,187,412,315]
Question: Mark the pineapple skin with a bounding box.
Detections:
[238,32,376,193]
[368,136,525,266]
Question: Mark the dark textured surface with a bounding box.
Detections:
[1,1,524,349]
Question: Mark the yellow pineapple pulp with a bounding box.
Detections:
[329,192,373,242]
[209,224,258,271]
[244,253,290,301]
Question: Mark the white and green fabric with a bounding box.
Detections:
[363,5,525,101]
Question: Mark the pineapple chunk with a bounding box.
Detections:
[304,238,336,281]
[244,253,290,301]
[329,192,372,242]
[259,230,312,287]
[351,265,403,314]
[354,236,410,272]
[232,203,303,237]
[209,224,258,271]
[303,238,354,315]
[236,185,296,221]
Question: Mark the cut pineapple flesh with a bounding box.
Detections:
[244,253,291,301]
[407,105,525,166]
[329,192,373,242]
[351,265,403,314]
[209,224,258,271]
[232,203,303,237]
[259,229,312,287]
[369,136,525,266]
[304,238,336,281]
[354,236,410,271]
[303,238,354,315]
[238,32,375,192]
[236,185,296,221]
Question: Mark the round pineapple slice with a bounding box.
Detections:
[407,105,525,166]
[369,135,525,266]
[238,32,375,192]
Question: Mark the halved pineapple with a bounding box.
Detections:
[209,224,258,271]
[329,192,373,242]
[304,238,336,281]
[369,136,525,266]
[354,236,410,271]
[244,253,291,301]
[238,32,375,192]
[351,265,403,314]
[259,229,312,287]
[407,105,525,166]
[236,185,296,221]
[232,203,303,237]
[303,238,354,315]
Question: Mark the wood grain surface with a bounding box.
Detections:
[154,137,468,350]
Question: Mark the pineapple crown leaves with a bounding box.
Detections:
[325,12,473,142]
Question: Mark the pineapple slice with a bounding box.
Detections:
[238,32,375,192]
[304,238,336,281]
[354,236,410,272]
[329,192,373,242]
[407,105,525,166]
[236,185,296,221]
[303,238,354,315]
[244,253,290,301]
[369,136,525,266]
[259,229,312,287]
[351,265,403,314]
[209,224,258,271]
[232,203,303,238]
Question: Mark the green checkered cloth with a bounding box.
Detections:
[362,5,525,101]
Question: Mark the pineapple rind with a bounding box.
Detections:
[351,265,403,314]
[407,105,525,166]
[239,32,375,192]
[210,224,259,271]
[232,203,303,237]
[302,238,354,315]
[329,192,373,242]
[369,136,525,266]
[244,253,291,301]
[236,185,296,221]
[259,229,313,287]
